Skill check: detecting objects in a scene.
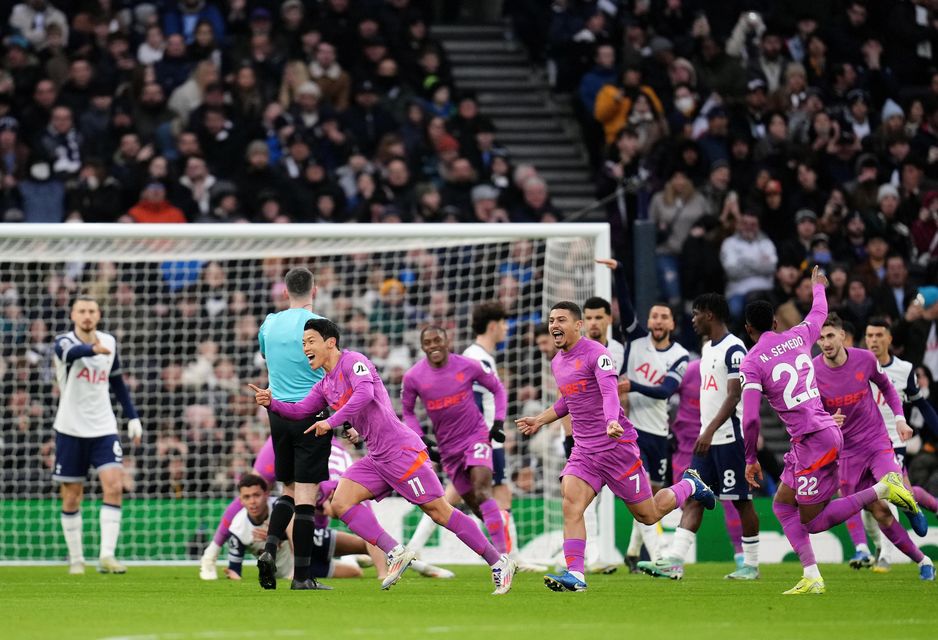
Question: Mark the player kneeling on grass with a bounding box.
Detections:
[251,318,515,594]
[516,302,716,593]
[226,474,363,586]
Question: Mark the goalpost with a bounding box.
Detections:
[0,222,614,565]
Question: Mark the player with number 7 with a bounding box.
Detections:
[250,317,517,595]
[737,266,926,595]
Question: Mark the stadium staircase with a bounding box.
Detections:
[435,24,600,220]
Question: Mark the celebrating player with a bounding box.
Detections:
[251,318,516,594]
[516,302,715,593]
[53,295,143,575]
[249,267,332,591]
[402,326,510,555]
[813,313,933,580]
[598,258,689,570]
[846,318,938,570]
[732,267,923,594]
[639,293,759,580]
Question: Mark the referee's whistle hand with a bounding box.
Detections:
[247,383,271,407]
[306,420,332,436]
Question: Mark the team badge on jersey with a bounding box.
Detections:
[597,354,615,371]
[352,362,369,376]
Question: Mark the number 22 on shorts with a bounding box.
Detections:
[796,475,818,496]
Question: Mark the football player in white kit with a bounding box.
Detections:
[862,318,938,571]
[597,259,689,571]
[52,296,143,574]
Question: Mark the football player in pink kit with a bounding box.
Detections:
[738,267,924,594]
[515,302,715,592]
[670,359,745,569]
[250,318,516,594]
[812,313,933,581]
[402,326,510,555]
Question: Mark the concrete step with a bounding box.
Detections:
[539,169,594,184]
[552,182,597,196]
[491,117,564,131]
[554,196,599,213]
[434,24,505,39]
[481,105,560,118]
[456,78,547,93]
[498,131,573,144]
[478,92,551,106]
[505,144,581,159]
[440,40,509,53]
[518,157,586,169]
[448,50,528,65]
[452,65,534,81]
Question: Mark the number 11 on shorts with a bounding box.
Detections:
[408,477,426,497]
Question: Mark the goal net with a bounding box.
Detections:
[0,223,611,564]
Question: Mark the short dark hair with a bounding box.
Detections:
[237,474,268,492]
[822,312,843,330]
[304,317,340,345]
[692,293,729,323]
[471,301,507,336]
[550,301,582,320]
[534,322,550,339]
[71,294,98,308]
[745,300,775,333]
[866,316,893,334]
[420,324,447,341]
[842,319,856,337]
[583,296,611,315]
[285,267,314,298]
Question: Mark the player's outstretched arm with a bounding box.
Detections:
[516,398,565,435]
[869,357,907,432]
[596,258,646,342]
[322,379,375,430]
[627,371,683,400]
[803,265,830,341]
[254,383,328,421]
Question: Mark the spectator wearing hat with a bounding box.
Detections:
[870,98,906,155]
[470,183,507,224]
[9,0,69,49]
[779,208,819,269]
[729,73,769,140]
[649,168,708,306]
[700,158,731,215]
[594,67,664,145]
[309,41,351,111]
[867,183,912,257]
[342,79,398,157]
[720,209,778,321]
[698,105,730,165]
[128,181,186,224]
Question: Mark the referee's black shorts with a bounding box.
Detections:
[268,409,332,485]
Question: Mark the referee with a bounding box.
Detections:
[254,267,332,590]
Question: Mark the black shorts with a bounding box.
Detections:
[637,430,670,485]
[269,409,332,485]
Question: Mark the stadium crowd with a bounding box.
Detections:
[0,1,937,506]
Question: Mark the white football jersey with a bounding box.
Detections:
[328,439,355,481]
[53,331,119,438]
[626,337,690,436]
[228,498,293,578]
[463,342,502,449]
[699,333,747,444]
[872,356,920,448]
[605,337,625,372]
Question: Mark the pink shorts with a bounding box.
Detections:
[561,439,653,504]
[442,439,494,497]
[252,436,277,484]
[780,425,842,505]
[342,447,444,505]
[839,446,903,496]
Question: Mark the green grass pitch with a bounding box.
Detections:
[4,564,936,640]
